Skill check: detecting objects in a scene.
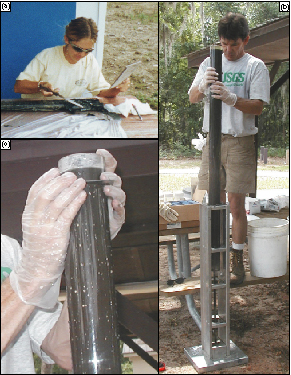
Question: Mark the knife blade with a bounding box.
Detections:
[39,85,84,109]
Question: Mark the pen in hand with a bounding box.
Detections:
[132,104,142,121]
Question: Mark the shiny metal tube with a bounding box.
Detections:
[166,243,178,280]
[209,46,223,266]
[58,153,121,374]
[209,45,223,206]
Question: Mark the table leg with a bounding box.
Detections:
[167,243,177,280]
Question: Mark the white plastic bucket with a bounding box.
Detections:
[247,218,289,277]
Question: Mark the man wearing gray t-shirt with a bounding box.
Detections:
[188,13,270,285]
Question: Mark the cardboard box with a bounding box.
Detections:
[159,201,200,225]
[192,189,207,203]
[165,220,200,229]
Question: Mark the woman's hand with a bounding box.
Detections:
[96,96,126,106]
[39,82,60,97]
[116,78,130,92]
[97,78,130,102]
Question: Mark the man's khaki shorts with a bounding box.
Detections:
[198,134,256,194]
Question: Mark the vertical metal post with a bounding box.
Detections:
[175,235,184,277]
[58,153,121,374]
[184,45,248,372]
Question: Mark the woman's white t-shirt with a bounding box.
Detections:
[17,46,110,99]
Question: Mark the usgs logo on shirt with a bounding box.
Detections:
[223,72,245,83]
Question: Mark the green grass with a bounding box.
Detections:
[256,177,289,190]
[257,164,289,172]
[160,158,289,171]
[129,11,158,24]
[160,159,202,169]
[135,91,158,110]
[159,174,289,192]
[159,145,201,159]
[160,174,196,192]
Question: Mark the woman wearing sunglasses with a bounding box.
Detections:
[14,17,130,103]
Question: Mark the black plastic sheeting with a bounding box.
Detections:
[1,98,107,113]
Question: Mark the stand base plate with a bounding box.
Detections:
[184,340,248,373]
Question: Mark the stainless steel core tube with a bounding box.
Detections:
[58,153,121,374]
[209,46,223,265]
[209,45,223,207]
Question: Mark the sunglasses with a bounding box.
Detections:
[69,40,94,54]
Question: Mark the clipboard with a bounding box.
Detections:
[111,61,141,88]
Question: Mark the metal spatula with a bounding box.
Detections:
[39,85,84,108]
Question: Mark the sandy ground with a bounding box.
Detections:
[160,156,289,168]
[102,2,158,108]
[159,240,290,374]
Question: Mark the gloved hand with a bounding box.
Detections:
[192,133,207,151]
[96,149,117,172]
[101,172,126,239]
[210,81,237,106]
[198,67,218,94]
[9,168,87,309]
[159,202,179,223]
[96,149,125,239]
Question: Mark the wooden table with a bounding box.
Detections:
[159,208,289,296]
[1,109,158,138]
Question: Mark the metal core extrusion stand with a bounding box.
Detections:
[184,203,248,372]
[184,45,248,372]
[167,234,202,330]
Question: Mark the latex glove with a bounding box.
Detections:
[96,149,125,238]
[9,168,87,309]
[198,67,218,94]
[210,81,237,106]
[96,149,117,172]
[192,133,207,151]
[101,172,126,239]
[159,202,179,223]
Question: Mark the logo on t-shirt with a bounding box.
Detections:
[223,72,245,87]
[75,79,88,87]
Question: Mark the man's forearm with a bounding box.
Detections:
[41,300,73,371]
[189,85,205,103]
[1,277,35,354]
[234,97,263,115]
